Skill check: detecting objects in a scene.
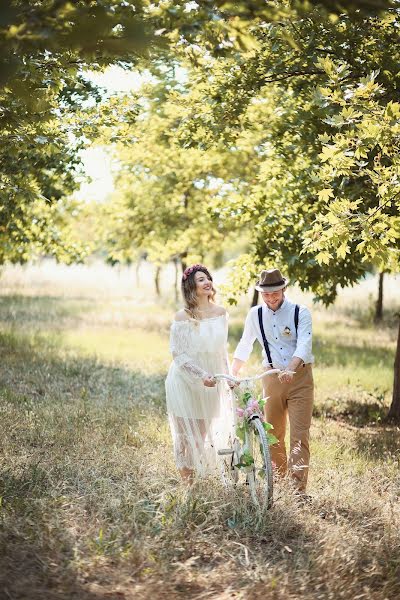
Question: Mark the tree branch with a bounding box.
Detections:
[261,69,325,83]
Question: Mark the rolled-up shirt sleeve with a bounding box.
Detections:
[233,310,257,363]
[293,306,312,363]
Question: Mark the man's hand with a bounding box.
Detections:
[278,357,303,383]
[278,370,295,384]
[203,375,216,387]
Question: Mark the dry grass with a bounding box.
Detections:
[0,261,399,599]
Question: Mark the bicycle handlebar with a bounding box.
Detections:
[213,369,294,383]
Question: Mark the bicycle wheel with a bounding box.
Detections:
[246,416,273,508]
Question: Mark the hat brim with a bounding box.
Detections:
[255,278,288,292]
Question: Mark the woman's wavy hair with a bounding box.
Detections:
[181,264,216,318]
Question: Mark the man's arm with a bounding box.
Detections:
[293,306,312,363]
[231,357,245,377]
[231,310,257,377]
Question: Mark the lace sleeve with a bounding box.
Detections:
[170,321,208,380]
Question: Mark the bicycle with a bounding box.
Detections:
[214,369,285,509]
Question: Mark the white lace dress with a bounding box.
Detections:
[165,314,234,476]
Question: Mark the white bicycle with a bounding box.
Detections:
[214,369,285,509]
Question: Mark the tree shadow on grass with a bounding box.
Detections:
[0,294,94,329]
[313,337,394,369]
[0,470,135,600]
[133,497,399,600]
[340,302,400,332]
[0,325,167,413]
[2,310,399,598]
[313,394,389,427]
[353,426,400,463]
[314,405,400,464]
[0,328,168,600]
[0,293,171,335]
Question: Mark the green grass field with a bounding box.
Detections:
[0,261,399,599]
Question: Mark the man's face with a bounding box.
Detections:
[261,289,284,311]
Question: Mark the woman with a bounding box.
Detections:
[165,264,233,481]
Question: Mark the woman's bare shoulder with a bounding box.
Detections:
[174,309,191,322]
[212,305,227,316]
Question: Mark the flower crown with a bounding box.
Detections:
[182,264,206,281]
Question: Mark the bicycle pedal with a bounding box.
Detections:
[218,449,234,456]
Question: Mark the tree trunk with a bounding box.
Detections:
[387,317,400,422]
[135,259,141,287]
[154,265,161,297]
[374,272,384,323]
[174,257,179,303]
[251,288,259,307]
[180,251,188,273]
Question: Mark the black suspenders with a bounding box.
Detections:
[257,304,300,368]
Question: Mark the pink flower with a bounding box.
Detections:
[247,399,260,413]
[182,264,205,280]
[236,408,245,417]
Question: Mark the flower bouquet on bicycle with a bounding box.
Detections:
[214,370,282,508]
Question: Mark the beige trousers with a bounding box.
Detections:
[263,364,314,491]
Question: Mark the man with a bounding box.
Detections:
[231,268,314,493]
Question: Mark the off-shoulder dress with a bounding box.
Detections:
[165,314,234,476]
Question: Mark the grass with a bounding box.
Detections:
[0,261,399,599]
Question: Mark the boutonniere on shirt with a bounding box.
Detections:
[283,326,292,336]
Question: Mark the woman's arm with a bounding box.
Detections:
[170,319,216,386]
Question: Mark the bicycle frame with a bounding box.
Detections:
[214,369,283,384]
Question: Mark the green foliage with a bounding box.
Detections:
[237,449,255,468]
[148,2,400,304]
[241,391,252,403]
[2,0,399,273]
[0,1,158,264]
[97,73,249,267]
[235,388,277,450]
[266,431,279,446]
[304,68,400,271]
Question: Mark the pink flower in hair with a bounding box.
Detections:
[182,264,205,281]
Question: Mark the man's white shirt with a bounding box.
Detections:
[233,297,314,369]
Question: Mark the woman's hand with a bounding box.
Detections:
[203,375,216,387]
[227,379,238,389]
[228,371,241,389]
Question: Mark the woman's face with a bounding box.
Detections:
[194,270,213,298]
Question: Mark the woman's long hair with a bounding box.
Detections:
[181,264,216,319]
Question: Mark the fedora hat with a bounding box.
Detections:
[255,268,289,292]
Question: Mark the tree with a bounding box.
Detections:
[304,66,400,419]
[134,3,400,415]
[0,0,160,264]
[1,0,395,263]
[96,73,253,275]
